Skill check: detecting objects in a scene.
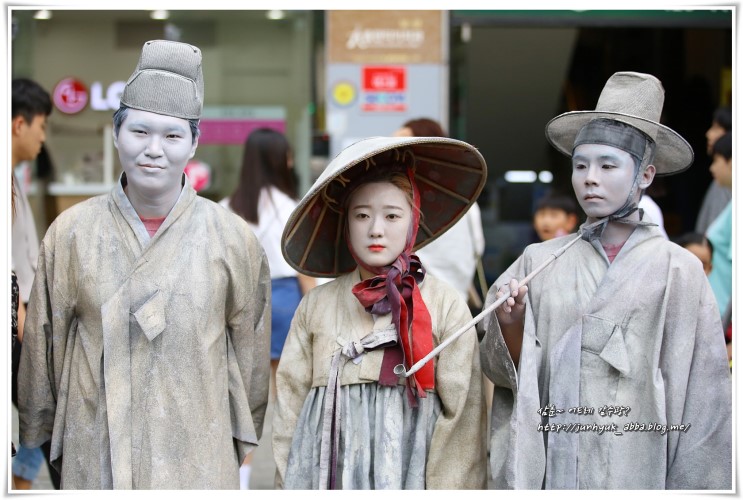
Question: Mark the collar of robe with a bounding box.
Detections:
[579,205,657,243]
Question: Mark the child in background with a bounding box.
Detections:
[673,232,713,276]
[532,192,579,241]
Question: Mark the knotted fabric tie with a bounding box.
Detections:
[319,326,399,489]
[579,207,657,242]
[352,254,435,403]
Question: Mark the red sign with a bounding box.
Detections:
[363,67,406,92]
[53,77,89,114]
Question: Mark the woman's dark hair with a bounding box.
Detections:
[402,118,447,138]
[712,132,732,161]
[229,128,296,224]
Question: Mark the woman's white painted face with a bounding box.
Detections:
[348,181,412,269]
[114,108,197,197]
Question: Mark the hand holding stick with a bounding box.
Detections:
[394,233,583,379]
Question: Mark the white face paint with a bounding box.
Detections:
[348,181,412,270]
[571,143,653,221]
[114,108,197,211]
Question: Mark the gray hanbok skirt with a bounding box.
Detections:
[284,382,442,489]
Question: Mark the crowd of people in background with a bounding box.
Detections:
[9,40,733,491]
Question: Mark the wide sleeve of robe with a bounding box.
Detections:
[225,225,272,463]
[425,287,487,489]
[662,258,732,489]
[18,221,74,454]
[272,291,313,488]
[476,245,548,489]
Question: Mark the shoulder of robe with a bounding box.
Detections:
[195,196,262,248]
[652,238,708,278]
[43,194,110,242]
[419,272,459,303]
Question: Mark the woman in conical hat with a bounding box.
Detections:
[273,136,488,489]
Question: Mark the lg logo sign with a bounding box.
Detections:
[53,78,126,114]
[53,78,88,114]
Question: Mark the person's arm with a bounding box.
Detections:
[478,254,529,391]
[272,294,314,489]
[227,236,272,464]
[493,278,528,367]
[665,281,732,489]
[18,238,64,449]
[16,298,26,344]
[425,291,487,489]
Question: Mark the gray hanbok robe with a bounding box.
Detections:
[479,225,731,489]
[273,270,487,489]
[18,175,271,489]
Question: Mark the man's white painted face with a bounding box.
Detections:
[571,143,639,220]
[114,108,197,197]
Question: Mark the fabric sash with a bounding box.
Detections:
[319,326,399,489]
[352,255,434,400]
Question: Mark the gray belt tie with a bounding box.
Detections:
[319,325,399,489]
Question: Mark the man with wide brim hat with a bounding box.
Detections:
[479,71,731,490]
[273,136,488,489]
[18,40,271,489]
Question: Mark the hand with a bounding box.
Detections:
[494,278,528,327]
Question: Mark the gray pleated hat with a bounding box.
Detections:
[545,71,693,176]
[120,40,203,120]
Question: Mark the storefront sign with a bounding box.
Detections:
[361,66,407,112]
[53,78,127,112]
[90,81,126,111]
[327,10,444,64]
[198,106,286,145]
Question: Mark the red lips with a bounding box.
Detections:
[368,245,385,252]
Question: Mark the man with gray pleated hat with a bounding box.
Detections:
[19,39,271,489]
[479,71,731,490]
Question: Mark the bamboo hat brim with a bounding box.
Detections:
[282,136,487,278]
